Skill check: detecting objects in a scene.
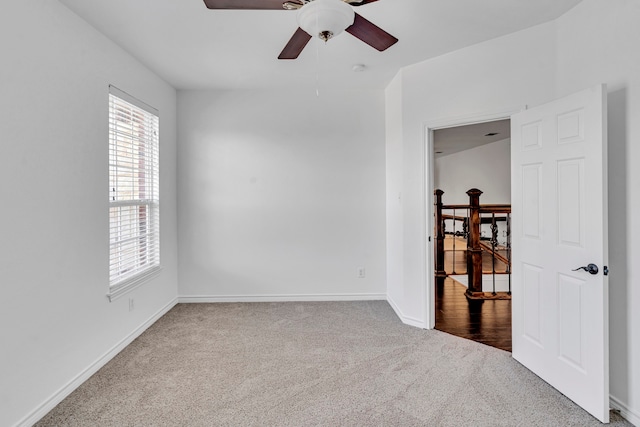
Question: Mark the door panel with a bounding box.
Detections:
[511,84,609,422]
[522,164,542,239]
[522,263,542,346]
[557,273,586,370]
[557,159,584,247]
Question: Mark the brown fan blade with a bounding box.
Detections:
[348,0,381,6]
[202,0,295,10]
[346,13,398,51]
[278,27,312,59]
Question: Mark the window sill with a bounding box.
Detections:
[107,266,162,302]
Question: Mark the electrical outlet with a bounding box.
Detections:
[129,298,135,312]
[357,267,366,279]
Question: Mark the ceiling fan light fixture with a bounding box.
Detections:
[297,0,355,42]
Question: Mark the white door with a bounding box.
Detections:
[511,84,609,422]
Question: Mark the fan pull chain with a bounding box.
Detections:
[315,12,320,97]
[316,42,320,97]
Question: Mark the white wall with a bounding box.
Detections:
[177,89,387,300]
[554,0,640,422]
[385,0,640,423]
[434,138,511,205]
[0,2,178,426]
[385,73,406,319]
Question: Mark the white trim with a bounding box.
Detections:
[387,295,428,329]
[418,120,429,330]
[610,395,640,426]
[16,298,178,427]
[178,293,387,303]
[108,84,158,116]
[424,105,527,131]
[422,106,526,330]
[108,266,162,302]
[423,124,436,330]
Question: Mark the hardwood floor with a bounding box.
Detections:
[435,277,512,352]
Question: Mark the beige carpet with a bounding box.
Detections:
[36,301,630,426]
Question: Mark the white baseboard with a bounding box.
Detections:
[178,293,386,303]
[610,395,640,426]
[17,297,178,427]
[386,295,427,329]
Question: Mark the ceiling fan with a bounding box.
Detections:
[202,0,398,59]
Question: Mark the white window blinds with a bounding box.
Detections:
[108,86,160,297]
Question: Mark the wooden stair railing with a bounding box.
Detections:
[478,241,510,267]
[434,189,447,281]
[434,188,511,299]
[466,188,484,298]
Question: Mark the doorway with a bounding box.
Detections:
[422,87,609,422]
[430,119,512,351]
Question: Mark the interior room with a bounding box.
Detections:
[1,0,639,425]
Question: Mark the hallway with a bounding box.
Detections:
[435,277,511,352]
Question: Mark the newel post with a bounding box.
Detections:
[466,188,484,297]
[434,189,446,281]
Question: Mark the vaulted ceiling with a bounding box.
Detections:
[58,0,582,90]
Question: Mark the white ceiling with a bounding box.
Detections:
[434,119,511,158]
[57,0,582,90]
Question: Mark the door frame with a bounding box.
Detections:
[422,106,526,329]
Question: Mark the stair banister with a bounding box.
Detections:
[466,188,484,297]
[434,189,447,281]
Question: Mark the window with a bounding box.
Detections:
[108,86,160,300]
